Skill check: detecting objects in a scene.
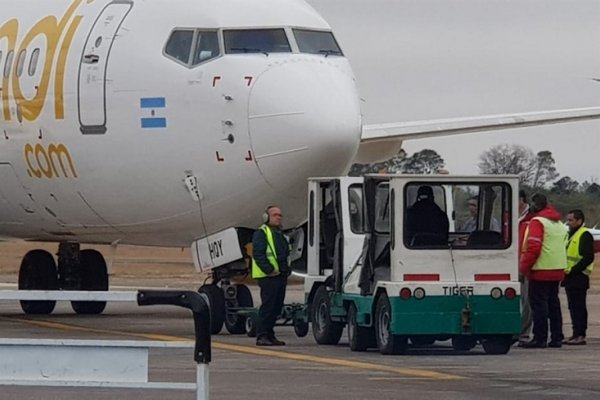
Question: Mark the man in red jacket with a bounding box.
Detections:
[519,193,567,349]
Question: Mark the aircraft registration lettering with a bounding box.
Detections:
[1,0,86,122]
[24,143,78,179]
[208,240,225,261]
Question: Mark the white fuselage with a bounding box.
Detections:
[0,0,362,246]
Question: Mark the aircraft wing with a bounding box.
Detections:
[356,106,600,163]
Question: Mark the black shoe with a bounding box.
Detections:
[270,337,286,346]
[562,336,575,344]
[548,341,562,348]
[565,336,587,345]
[520,340,547,349]
[256,337,275,346]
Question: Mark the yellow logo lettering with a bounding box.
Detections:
[0,19,18,121]
[1,0,84,122]
[24,143,78,179]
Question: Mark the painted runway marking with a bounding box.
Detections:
[210,341,462,380]
[2,317,463,380]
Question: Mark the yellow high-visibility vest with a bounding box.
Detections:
[251,224,279,279]
[565,226,594,276]
[523,216,567,271]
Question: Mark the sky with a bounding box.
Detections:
[306,0,600,183]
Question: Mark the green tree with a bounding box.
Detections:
[478,144,535,185]
[542,186,600,227]
[348,148,446,175]
[401,149,445,174]
[585,182,600,197]
[551,176,579,194]
[348,160,388,176]
[531,150,559,189]
[478,144,560,188]
[386,149,409,173]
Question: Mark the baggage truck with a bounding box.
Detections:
[303,174,520,354]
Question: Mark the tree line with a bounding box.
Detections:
[349,143,600,226]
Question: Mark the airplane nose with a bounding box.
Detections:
[248,59,362,195]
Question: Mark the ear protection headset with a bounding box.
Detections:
[262,205,275,224]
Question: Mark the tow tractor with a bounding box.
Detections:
[302,174,521,354]
[194,266,309,337]
[191,224,307,336]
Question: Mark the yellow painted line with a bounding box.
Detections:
[211,341,462,380]
[1,317,108,334]
[2,317,463,380]
[0,317,186,342]
[368,377,423,381]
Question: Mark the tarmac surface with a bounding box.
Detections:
[2,242,600,399]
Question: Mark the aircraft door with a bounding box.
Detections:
[330,180,345,292]
[78,0,133,134]
[318,180,344,291]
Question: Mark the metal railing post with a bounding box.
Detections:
[137,290,211,399]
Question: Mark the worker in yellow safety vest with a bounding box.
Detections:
[519,193,567,349]
[252,205,290,346]
[563,209,595,345]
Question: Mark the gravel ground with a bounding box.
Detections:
[1,240,597,291]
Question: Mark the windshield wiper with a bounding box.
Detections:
[319,49,341,57]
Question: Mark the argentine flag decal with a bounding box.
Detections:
[140,97,167,128]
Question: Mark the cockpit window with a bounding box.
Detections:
[165,30,220,66]
[165,30,194,63]
[293,29,343,56]
[192,31,219,65]
[223,29,291,54]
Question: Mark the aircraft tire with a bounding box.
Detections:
[224,284,253,334]
[198,284,226,334]
[374,293,408,355]
[311,285,343,345]
[347,302,374,351]
[71,249,108,314]
[18,250,59,314]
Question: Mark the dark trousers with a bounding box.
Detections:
[256,275,287,340]
[529,280,563,343]
[565,287,588,337]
